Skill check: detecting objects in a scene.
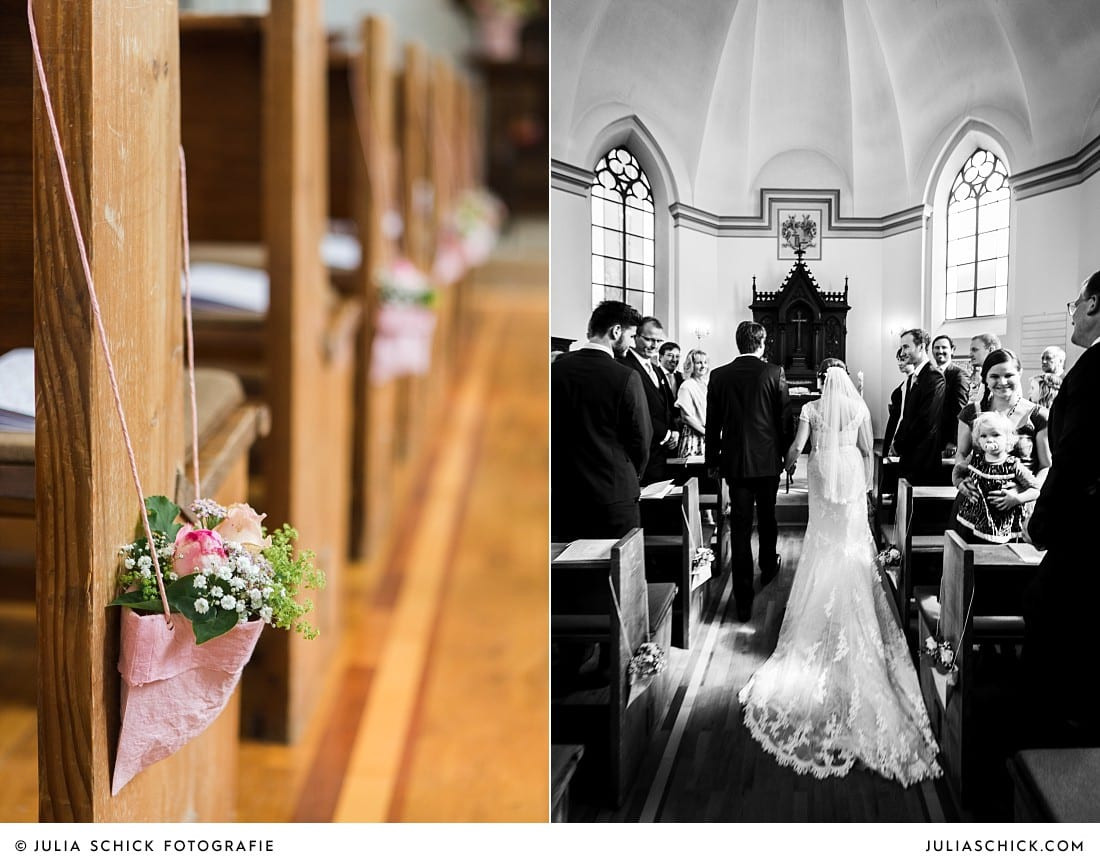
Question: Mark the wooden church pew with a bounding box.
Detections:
[0,0,252,820]
[1008,748,1100,821]
[179,0,357,742]
[895,478,956,637]
[326,16,405,559]
[550,529,661,807]
[917,530,1034,812]
[640,477,703,649]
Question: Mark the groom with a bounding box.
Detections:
[706,321,792,622]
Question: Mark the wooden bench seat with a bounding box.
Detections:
[1009,748,1100,822]
[641,478,705,648]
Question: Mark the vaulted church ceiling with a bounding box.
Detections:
[553,0,1100,216]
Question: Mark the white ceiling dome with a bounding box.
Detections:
[553,0,1100,216]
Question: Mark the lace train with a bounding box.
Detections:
[738,423,942,787]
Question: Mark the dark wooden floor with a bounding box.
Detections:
[569,527,952,822]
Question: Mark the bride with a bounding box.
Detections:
[738,359,942,786]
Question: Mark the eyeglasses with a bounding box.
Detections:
[1068,296,1093,314]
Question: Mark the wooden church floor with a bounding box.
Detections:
[0,221,549,823]
[569,528,954,823]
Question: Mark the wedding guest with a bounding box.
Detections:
[951,411,1039,544]
[1024,269,1100,744]
[932,334,970,456]
[882,348,914,458]
[893,328,946,484]
[675,348,708,458]
[967,332,1001,404]
[1027,372,1061,411]
[1040,345,1066,377]
[620,316,678,483]
[952,348,1049,524]
[658,341,684,395]
[551,301,652,540]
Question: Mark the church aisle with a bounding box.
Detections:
[237,222,549,823]
[570,530,948,823]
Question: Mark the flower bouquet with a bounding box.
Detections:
[875,545,901,568]
[370,257,438,384]
[921,635,959,687]
[625,640,668,707]
[690,546,716,590]
[108,495,323,794]
[451,188,505,268]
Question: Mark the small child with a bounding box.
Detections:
[952,411,1038,544]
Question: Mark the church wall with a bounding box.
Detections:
[550,185,592,345]
[1009,184,1082,371]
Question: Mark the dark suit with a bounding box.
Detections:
[1024,342,1100,739]
[705,355,791,613]
[892,362,946,485]
[882,381,904,456]
[620,351,676,483]
[551,348,652,541]
[939,363,970,450]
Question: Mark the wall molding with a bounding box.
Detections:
[670,189,925,239]
[550,159,595,197]
[1010,132,1100,201]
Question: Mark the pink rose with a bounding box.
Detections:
[172,528,227,576]
[214,503,271,549]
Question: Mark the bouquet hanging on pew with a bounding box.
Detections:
[371,258,438,382]
[921,635,959,686]
[875,545,901,568]
[690,546,715,590]
[110,495,324,645]
[451,187,505,268]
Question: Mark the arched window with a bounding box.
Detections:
[946,149,1009,319]
[591,148,654,315]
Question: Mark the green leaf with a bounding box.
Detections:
[191,609,240,644]
[108,589,169,612]
[141,495,181,541]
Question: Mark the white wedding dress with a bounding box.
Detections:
[738,369,942,787]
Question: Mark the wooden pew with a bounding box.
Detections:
[327,17,402,558]
[179,1,357,742]
[916,530,1035,812]
[550,530,659,807]
[1008,748,1100,821]
[875,452,953,547]
[550,743,585,823]
[0,0,255,820]
[641,477,703,649]
[895,478,956,636]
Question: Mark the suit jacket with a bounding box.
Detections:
[1027,342,1100,555]
[940,363,970,449]
[705,355,791,481]
[892,362,946,483]
[882,382,904,456]
[619,351,676,482]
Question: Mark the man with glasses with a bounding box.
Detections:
[1024,270,1100,744]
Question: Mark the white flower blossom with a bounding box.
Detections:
[229,576,245,591]
[210,585,224,598]
[124,558,135,570]
[249,589,263,608]
[262,587,274,599]
[220,594,237,611]
[193,574,207,589]
[260,606,272,624]
[194,597,210,614]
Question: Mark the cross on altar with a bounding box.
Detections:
[791,310,808,351]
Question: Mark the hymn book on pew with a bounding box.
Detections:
[0,348,34,432]
[554,538,617,563]
[640,479,675,500]
[1007,543,1046,564]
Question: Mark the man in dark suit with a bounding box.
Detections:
[657,341,684,399]
[882,348,915,457]
[705,321,791,622]
[1024,269,1100,743]
[893,328,946,485]
[551,301,652,541]
[619,316,678,483]
[931,334,970,455]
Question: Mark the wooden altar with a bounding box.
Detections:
[749,250,850,388]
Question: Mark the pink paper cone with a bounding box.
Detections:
[370,304,437,383]
[112,609,263,796]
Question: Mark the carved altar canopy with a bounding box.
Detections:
[749,253,850,387]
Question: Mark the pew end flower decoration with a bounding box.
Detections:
[921,635,958,686]
[627,641,667,683]
[875,545,901,568]
[690,546,715,590]
[110,495,325,645]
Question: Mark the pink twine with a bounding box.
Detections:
[28,0,172,627]
[180,146,201,502]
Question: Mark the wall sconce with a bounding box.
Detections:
[692,324,711,342]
